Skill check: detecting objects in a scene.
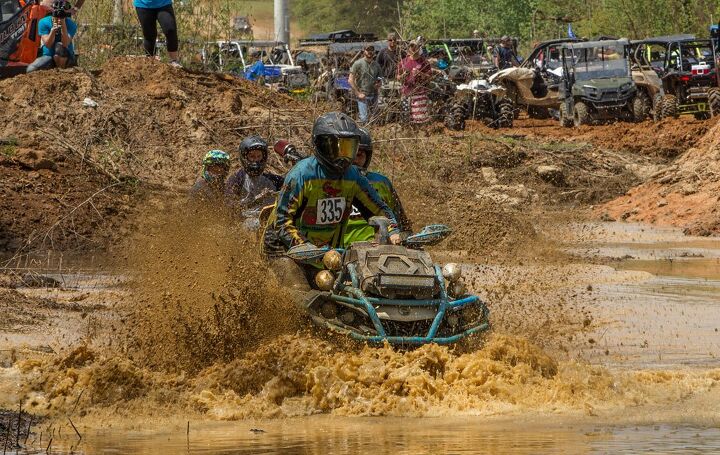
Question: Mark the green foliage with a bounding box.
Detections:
[292,0,401,35]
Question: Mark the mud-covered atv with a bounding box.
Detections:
[445,79,514,130]
[287,218,490,345]
[632,36,720,120]
[558,39,639,127]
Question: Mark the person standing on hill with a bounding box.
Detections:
[377,32,404,79]
[349,44,382,124]
[133,0,181,66]
[398,41,432,124]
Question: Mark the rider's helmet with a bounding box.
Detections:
[312,112,361,176]
[239,135,269,177]
[202,150,230,183]
[356,127,373,173]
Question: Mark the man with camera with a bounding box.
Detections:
[26,0,78,73]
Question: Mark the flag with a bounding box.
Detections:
[568,24,577,39]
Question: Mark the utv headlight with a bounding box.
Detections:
[620,82,633,92]
[442,263,462,282]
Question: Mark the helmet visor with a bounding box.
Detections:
[318,135,359,162]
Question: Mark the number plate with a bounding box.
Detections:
[316,197,346,225]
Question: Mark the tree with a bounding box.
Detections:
[292,0,402,36]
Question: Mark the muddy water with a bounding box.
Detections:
[22,418,720,454]
[5,221,720,454]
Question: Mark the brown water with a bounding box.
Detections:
[5,221,720,454]
[14,417,720,454]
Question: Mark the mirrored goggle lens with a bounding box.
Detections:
[321,136,358,160]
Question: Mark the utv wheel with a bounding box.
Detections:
[559,103,573,128]
[708,88,720,117]
[444,103,466,131]
[573,101,590,127]
[652,93,664,121]
[632,92,651,121]
[528,105,551,119]
[496,98,514,128]
[660,94,679,119]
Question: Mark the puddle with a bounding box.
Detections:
[16,418,720,454]
[616,258,720,281]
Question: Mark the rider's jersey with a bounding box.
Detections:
[189,178,225,202]
[262,156,399,257]
[343,171,412,247]
[225,169,283,226]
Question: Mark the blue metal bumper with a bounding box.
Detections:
[315,265,490,345]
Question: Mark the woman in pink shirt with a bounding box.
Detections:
[397,41,433,124]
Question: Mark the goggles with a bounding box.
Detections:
[318,136,359,161]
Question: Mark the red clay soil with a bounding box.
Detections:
[601,120,720,236]
[468,116,715,159]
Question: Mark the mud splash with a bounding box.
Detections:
[12,332,720,425]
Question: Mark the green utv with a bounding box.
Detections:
[559,39,639,127]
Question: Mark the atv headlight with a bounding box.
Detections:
[442,263,462,282]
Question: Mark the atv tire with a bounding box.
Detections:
[660,94,679,119]
[444,103,466,131]
[632,92,651,121]
[559,103,573,128]
[708,88,720,117]
[652,93,664,121]
[496,98,514,128]
[573,101,590,127]
[528,105,551,119]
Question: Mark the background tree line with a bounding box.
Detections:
[292,0,720,52]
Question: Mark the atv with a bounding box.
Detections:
[445,79,514,130]
[631,36,720,120]
[489,38,585,119]
[558,39,638,127]
[286,218,490,345]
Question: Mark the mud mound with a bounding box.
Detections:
[600,119,720,235]
[0,57,320,252]
[471,117,714,159]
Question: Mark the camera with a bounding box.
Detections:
[51,0,72,18]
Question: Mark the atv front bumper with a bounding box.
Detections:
[327,294,489,345]
[305,265,490,345]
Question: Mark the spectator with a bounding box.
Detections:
[494,35,518,70]
[27,0,77,73]
[376,32,404,79]
[349,44,381,123]
[134,0,180,66]
[397,41,432,124]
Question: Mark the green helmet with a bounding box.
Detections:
[202,150,230,183]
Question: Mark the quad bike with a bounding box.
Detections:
[489,38,584,119]
[286,217,490,345]
[558,39,639,127]
[631,36,720,120]
[445,79,514,130]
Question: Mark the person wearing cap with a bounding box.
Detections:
[472,29,480,39]
[349,44,382,123]
[494,36,518,70]
[398,41,433,124]
[377,32,405,79]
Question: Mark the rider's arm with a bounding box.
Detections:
[353,173,399,236]
[275,176,309,248]
[385,178,412,233]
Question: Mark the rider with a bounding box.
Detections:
[189,150,230,201]
[225,135,284,228]
[262,112,401,286]
[343,128,412,246]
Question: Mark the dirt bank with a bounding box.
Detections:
[0,57,319,252]
[601,119,720,236]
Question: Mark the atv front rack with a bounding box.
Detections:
[308,265,490,345]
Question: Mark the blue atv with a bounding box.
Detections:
[287,218,490,345]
